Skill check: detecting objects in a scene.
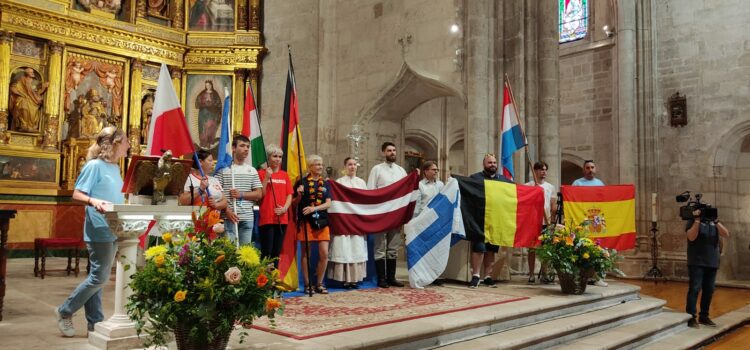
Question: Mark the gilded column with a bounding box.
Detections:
[238,0,248,30]
[42,41,65,150]
[172,0,184,30]
[136,0,147,18]
[0,31,14,144]
[129,59,144,155]
[234,68,247,134]
[170,67,182,100]
[249,0,260,30]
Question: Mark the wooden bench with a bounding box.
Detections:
[34,238,84,279]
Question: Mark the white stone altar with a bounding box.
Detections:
[88,204,194,350]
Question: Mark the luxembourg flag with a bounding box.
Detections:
[500,81,527,181]
[145,64,194,157]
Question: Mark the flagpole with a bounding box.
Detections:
[503,75,549,226]
[288,46,313,297]
[248,81,285,267]
[228,94,240,248]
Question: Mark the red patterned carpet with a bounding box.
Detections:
[252,286,527,340]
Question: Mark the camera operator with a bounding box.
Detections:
[685,208,729,328]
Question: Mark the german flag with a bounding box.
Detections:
[456,175,544,247]
[277,51,306,291]
[561,185,636,250]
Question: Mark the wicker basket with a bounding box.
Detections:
[174,323,231,350]
[557,268,595,295]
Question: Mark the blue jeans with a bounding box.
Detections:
[225,220,254,246]
[58,241,117,328]
[686,265,718,318]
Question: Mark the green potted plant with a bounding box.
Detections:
[536,223,620,294]
[126,210,283,349]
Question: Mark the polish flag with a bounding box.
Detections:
[327,171,420,235]
[145,64,194,157]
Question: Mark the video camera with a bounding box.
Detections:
[676,191,718,221]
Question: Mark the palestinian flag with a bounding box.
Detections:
[561,185,636,250]
[456,175,544,247]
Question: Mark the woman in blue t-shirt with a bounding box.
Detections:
[56,126,130,337]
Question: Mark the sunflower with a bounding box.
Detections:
[238,246,261,266]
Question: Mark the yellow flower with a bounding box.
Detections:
[583,252,590,259]
[162,232,172,243]
[575,225,583,231]
[238,246,261,266]
[553,237,560,243]
[174,290,187,302]
[145,245,168,260]
[154,255,165,267]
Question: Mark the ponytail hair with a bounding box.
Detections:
[87,126,126,162]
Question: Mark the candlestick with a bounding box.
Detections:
[651,192,658,222]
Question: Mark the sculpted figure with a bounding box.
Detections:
[9,68,48,132]
[80,89,106,138]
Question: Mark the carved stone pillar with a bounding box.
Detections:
[172,0,184,30]
[169,67,182,99]
[42,41,65,150]
[0,31,14,145]
[128,59,144,155]
[234,68,247,133]
[249,0,261,30]
[136,0,147,18]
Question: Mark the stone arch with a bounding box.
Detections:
[561,152,585,185]
[355,63,464,125]
[404,129,438,161]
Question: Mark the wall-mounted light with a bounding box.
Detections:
[450,24,460,33]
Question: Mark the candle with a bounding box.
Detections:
[651,192,658,222]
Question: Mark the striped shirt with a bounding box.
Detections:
[215,162,262,221]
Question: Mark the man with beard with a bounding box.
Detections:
[572,160,608,287]
[367,142,407,288]
[468,153,512,288]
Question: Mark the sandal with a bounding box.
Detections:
[528,275,536,284]
[315,285,329,294]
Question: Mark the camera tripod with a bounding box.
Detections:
[643,221,665,283]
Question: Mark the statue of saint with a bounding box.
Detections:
[140,93,154,144]
[9,68,48,133]
[80,89,107,138]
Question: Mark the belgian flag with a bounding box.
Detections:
[456,175,544,247]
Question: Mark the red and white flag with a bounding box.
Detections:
[138,219,162,249]
[328,171,420,235]
[145,64,194,157]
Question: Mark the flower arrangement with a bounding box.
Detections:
[536,223,620,281]
[126,209,283,348]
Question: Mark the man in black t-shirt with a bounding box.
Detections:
[685,209,729,328]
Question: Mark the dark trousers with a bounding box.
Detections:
[258,224,287,265]
[686,265,718,318]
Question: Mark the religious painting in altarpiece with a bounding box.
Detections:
[184,72,233,152]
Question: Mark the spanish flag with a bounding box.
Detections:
[456,175,544,247]
[277,51,305,291]
[561,185,636,250]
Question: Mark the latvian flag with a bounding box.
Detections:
[328,171,420,235]
[561,185,636,250]
[456,175,544,247]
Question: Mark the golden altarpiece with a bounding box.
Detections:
[0,0,265,247]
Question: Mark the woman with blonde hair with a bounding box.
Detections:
[294,154,331,294]
[56,126,130,337]
[257,144,293,263]
[327,157,368,288]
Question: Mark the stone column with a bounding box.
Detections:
[128,59,144,155]
[0,31,14,145]
[42,41,65,150]
[170,66,182,99]
[234,68,247,135]
[618,0,637,184]
[537,0,560,186]
[464,0,493,173]
[317,0,337,163]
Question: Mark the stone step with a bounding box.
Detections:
[436,296,666,350]
[636,305,750,350]
[551,309,691,350]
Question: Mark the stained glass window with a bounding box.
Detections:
[559,0,588,43]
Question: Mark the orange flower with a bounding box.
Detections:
[214,255,225,264]
[564,235,574,246]
[265,297,281,313]
[256,273,269,287]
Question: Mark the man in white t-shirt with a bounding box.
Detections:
[524,161,557,284]
[368,142,407,288]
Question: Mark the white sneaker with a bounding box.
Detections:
[56,309,75,337]
[594,279,609,287]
